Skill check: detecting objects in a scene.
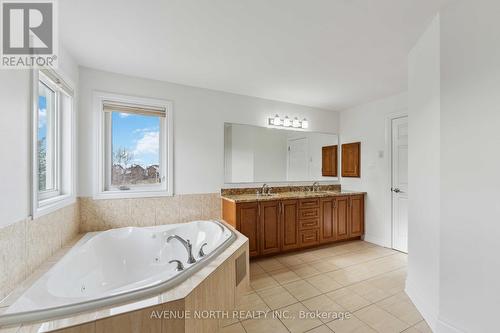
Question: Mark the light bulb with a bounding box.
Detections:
[283,116,291,127]
[301,118,309,129]
[292,117,300,128]
[273,114,281,126]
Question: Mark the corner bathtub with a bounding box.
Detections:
[0,220,235,326]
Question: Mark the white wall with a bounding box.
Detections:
[406,2,500,331]
[406,15,441,331]
[78,67,340,196]
[0,45,79,228]
[0,70,31,227]
[438,1,500,331]
[339,92,407,247]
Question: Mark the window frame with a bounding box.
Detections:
[93,91,174,199]
[32,69,76,218]
[37,75,61,200]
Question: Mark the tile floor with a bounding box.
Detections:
[219,240,431,333]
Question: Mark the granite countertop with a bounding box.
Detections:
[221,190,366,203]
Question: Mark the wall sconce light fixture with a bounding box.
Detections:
[268,114,309,129]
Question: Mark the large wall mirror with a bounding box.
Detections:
[224,123,338,183]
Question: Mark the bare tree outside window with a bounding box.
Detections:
[110,112,161,187]
[38,138,47,191]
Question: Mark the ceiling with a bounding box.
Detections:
[60,0,450,110]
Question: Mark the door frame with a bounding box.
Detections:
[384,111,408,250]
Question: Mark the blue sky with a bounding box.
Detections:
[112,112,160,167]
[38,95,47,142]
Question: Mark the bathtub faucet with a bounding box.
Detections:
[167,235,196,264]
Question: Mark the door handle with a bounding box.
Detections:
[392,188,402,193]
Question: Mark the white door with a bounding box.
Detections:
[391,117,408,253]
[287,137,309,181]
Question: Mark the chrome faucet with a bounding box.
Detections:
[168,259,184,271]
[167,235,196,264]
[199,242,208,258]
[260,183,270,195]
[311,181,320,192]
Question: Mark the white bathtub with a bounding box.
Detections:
[0,220,235,326]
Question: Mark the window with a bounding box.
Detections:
[33,70,75,217]
[94,92,173,199]
[38,79,58,196]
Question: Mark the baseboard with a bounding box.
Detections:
[362,233,390,248]
[436,317,465,333]
[406,281,466,333]
[405,280,439,332]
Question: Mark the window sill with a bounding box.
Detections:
[33,194,76,219]
[93,190,173,200]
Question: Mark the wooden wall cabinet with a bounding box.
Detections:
[341,142,361,177]
[322,145,338,177]
[223,194,364,258]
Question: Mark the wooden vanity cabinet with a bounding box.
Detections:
[259,201,281,255]
[281,200,300,251]
[222,194,364,258]
[335,196,350,240]
[321,195,364,241]
[319,198,335,243]
[235,202,260,257]
[349,195,364,237]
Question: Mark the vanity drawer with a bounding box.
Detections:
[299,229,320,246]
[299,198,320,208]
[299,208,320,220]
[299,219,320,230]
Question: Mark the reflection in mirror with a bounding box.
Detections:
[224,123,338,183]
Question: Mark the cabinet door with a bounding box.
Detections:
[322,145,338,177]
[335,196,350,240]
[349,195,364,237]
[259,201,281,255]
[281,200,300,251]
[341,142,361,177]
[320,198,336,243]
[237,202,260,257]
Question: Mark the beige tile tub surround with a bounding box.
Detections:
[221,240,430,333]
[0,203,79,301]
[1,193,220,301]
[79,193,221,232]
[0,224,250,333]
